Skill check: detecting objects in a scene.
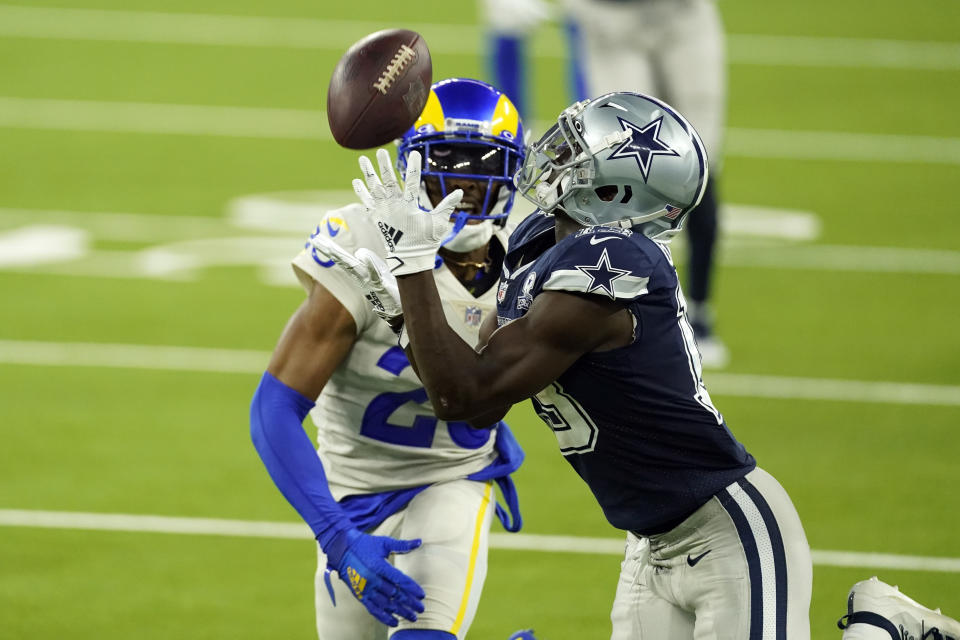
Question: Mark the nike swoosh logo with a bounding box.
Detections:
[326,221,340,237]
[589,236,621,245]
[687,550,712,567]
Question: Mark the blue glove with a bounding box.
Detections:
[323,528,426,626]
[508,630,539,640]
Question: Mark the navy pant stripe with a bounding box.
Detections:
[739,478,789,640]
[720,488,763,640]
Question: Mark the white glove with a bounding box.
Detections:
[481,0,553,35]
[353,149,463,276]
[309,234,403,325]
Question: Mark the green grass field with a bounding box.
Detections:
[1,1,958,638]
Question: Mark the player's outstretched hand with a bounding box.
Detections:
[310,234,402,326]
[323,528,425,626]
[353,148,462,276]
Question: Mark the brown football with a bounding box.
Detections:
[326,29,432,150]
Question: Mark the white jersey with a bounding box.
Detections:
[291,203,508,500]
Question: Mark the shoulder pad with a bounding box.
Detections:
[508,210,554,248]
[542,227,660,301]
[304,203,384,268]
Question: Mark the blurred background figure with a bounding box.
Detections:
[481,0,729,367]
[478,0,556,123]
[564,0,727,367]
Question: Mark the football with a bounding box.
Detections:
[326,29,432,150]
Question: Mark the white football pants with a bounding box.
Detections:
[315,479,494,640]
[563,0,727,168]
[610,467,813,639]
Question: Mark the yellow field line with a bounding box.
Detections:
[450,481,493,636]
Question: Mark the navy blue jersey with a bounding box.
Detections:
[497,212,756,534]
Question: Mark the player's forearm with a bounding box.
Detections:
[397,271,495,421]
[249,372,351,547]
[400,319,505,428]
[465,405,510,429]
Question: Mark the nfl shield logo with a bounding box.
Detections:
[464,306,482,327]
[497,281,508,303]
[517,271,537,311]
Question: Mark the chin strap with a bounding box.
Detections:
[439,212,470,248]
[607,207,671,229]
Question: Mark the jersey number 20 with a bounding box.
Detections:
[360,347,490,450]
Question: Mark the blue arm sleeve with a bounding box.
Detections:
[250,371,351,548]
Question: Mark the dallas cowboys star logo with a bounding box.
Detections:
[575,248,630,299]
[607,116,679,182]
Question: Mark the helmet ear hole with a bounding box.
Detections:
[594,184,633,204]
[594,185,618,202]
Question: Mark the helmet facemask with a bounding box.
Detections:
[516,100,597,215]
[400,132,523,251]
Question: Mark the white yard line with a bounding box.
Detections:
[0,509,308,539]
[717,244,960,276]
[1,509,958,573]
[25,243,957,280]
[0,97,327,140]
[5,207,960,277]
[0,340,269,374]
[0,207,231,241]
[0,5,958,71]
[0,203,821,242]
[727,34,960,71]
[0,5,456,53]
[725,127,960,166]
[704,374,960,407]
[0,340,958,406]
[1,97,958,165]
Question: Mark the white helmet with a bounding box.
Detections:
[515,92,708,240]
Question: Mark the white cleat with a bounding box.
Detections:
[839,577,960,640]
[695,334,729,369]
[687,301,729,369]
